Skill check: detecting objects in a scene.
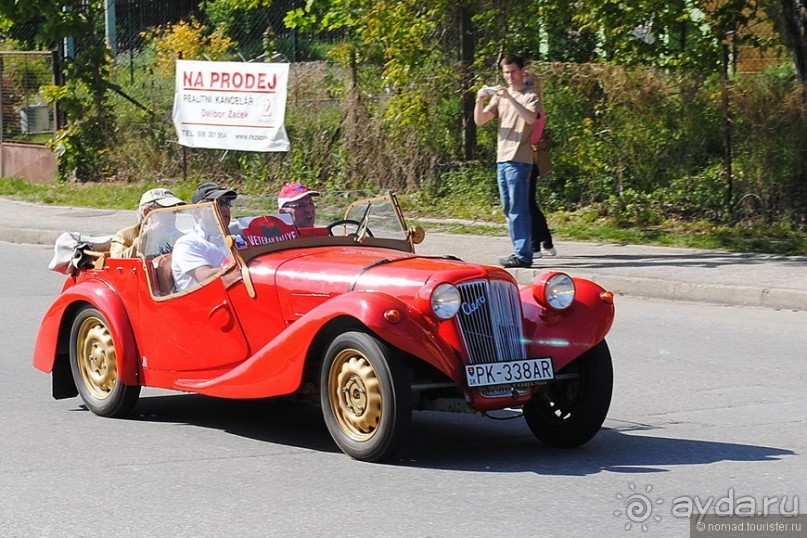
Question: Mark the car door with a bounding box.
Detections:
[137,276,249,372]
[136,203,249,373]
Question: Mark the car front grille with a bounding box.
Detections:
[456,279,526,365]
[455,279,528,397]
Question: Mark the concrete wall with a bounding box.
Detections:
[0,143,57,184]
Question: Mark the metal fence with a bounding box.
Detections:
[108,0,348,109]
[111,0,345,65]
[0,51,57,145]
[0,1,345,139]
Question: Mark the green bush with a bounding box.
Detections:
[101,25,805,230]
[652,164,728,220]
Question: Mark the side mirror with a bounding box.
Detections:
[408,225,425,245]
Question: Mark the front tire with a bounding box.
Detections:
[69,306,140,417]
[523,340,613,448]
[320,331,411,462]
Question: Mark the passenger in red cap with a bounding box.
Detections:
[278,182,320,228]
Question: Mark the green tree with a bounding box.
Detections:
[768,0,807,84]
[201,0,273,60]
[285,0,451,87]
[571,0,807,82]
[470,0,596,64]
[285,0,462,189]
[0,0,114,180]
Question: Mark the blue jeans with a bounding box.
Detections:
[497,161,533,262]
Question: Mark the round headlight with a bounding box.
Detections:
[431,283,461,319]
[545,273,575,310]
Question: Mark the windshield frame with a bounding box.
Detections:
[236,192,418,263]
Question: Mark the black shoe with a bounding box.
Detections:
[499,254,532,268]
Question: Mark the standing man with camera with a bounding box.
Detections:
[474,54,542,268]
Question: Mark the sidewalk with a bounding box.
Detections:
[2,196,806,311]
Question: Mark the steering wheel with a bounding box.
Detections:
[326,219,374,238]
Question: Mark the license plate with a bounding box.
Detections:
[465,357,554,388]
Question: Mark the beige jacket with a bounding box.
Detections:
[109,223,141,258]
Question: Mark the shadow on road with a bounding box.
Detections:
[99,393,792,475]
[119,393,341,455]
[396,413,792,475]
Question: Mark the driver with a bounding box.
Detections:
[278,182,320,228]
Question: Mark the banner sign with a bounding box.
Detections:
[172,60,290,152]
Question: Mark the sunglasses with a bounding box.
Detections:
[284,200,316,209]
[205,198,232,208]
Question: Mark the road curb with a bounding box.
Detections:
[508,269,807,311]
[0,227,62,247]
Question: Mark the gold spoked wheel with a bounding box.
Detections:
[328,350,383,442]
[320,331,412,462]
[69,306,140,417]
[75,315,118,400]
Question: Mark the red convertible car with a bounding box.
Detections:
[34,192,615,462]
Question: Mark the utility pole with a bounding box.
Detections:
[105,0,117,56]
[721,33,734,218]
[459,3,476,160]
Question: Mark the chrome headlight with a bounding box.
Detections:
[532,272,576,311]
[544,273,575,310]
[431,283,461,319]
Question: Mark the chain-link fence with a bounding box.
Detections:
[114,0,202,53]
[112,0,345,78]
[108,0,350,129]
[0,51,56,144]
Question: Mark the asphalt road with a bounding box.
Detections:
[2,242,806,537]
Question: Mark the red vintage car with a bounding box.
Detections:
[34,192,615,462]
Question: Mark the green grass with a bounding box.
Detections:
[0,177,152,209]
[404,196,807,255]
[2,177,805,255]
[548,210,807,255]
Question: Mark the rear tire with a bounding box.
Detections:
[69,306,140,417]
[523,340,613,448]
[320,331,411,462]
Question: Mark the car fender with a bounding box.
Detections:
[33,280,140,385]
[176,291,459,399]
[520,277,615,372]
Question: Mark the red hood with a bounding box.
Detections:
[248,246,511,320]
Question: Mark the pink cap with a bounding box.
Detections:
[278,182,320,209]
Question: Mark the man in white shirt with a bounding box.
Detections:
[171,183,237,291]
